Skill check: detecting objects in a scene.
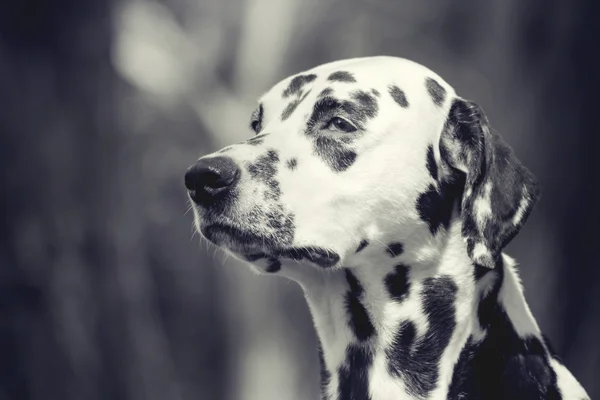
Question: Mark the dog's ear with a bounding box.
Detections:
[439,98,540,268]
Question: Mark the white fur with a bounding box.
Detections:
[498,255,542,337]
[551,359,590,399]
[512,185,531,226]
[474,181,493,226]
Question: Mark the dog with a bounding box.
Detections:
[184,56,590,400]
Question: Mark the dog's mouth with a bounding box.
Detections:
[244,247,340,268]
[201,223,340,269]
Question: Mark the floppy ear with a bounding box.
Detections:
[439,98,540,268]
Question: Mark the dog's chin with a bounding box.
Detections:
[200,222,266,251]
[200,223,341,269]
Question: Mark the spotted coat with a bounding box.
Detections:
[187,56,589,400]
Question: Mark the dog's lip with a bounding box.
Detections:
[201,223,340,268]
[201,222,266,247]
[244,246,341,269]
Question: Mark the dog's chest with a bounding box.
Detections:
[310,261,475,400]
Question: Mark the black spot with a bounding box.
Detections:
[371,88,380,97]
[283,74,317,97]
[386,242,404,257]
[350,90,378,120]
[307,95,373,132]
[448,264,562,399]
[344,269,375,341]
[416,184,452,235]
[473,264,490,280]
[246,206,296,248]
[447,337,477,399]
[305,91,375,172]
[337,344,373,400]
[425,77,446,106]
[247,149,281,199]
[392,321,417,352]
[327,71,356,83]
[281,90,311,121]
[241,152,296,245]
[314,136,357,172]
[388,85,409,108]
[416,175,464,235]
[384,264,410,302]
[318,87,334,98]
[318,343,332,400]
[286,158,297,170]
[265,257,281,273]
[426,145,438,180]
[345,269,362,293]
[281,102,297,121]
[386,276,458,398]
[264,209,290,230]
[355,239,369,253]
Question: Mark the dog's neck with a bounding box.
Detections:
[292,220,544,400]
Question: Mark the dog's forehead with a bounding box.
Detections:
[259,56,453,107]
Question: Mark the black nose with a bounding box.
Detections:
[185,156,241,206]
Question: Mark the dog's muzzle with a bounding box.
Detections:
[184,155,341,269]
[185,156,240,208]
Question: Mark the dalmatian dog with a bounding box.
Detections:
[184,56,590,400]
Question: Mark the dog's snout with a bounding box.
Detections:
[185,156,240,206]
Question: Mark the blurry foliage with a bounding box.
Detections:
[0,0,598,399]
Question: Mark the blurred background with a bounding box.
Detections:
[1,0,599,399]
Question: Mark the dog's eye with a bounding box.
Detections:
[326,117,357,133]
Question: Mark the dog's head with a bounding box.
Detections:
[185,57,539,272]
